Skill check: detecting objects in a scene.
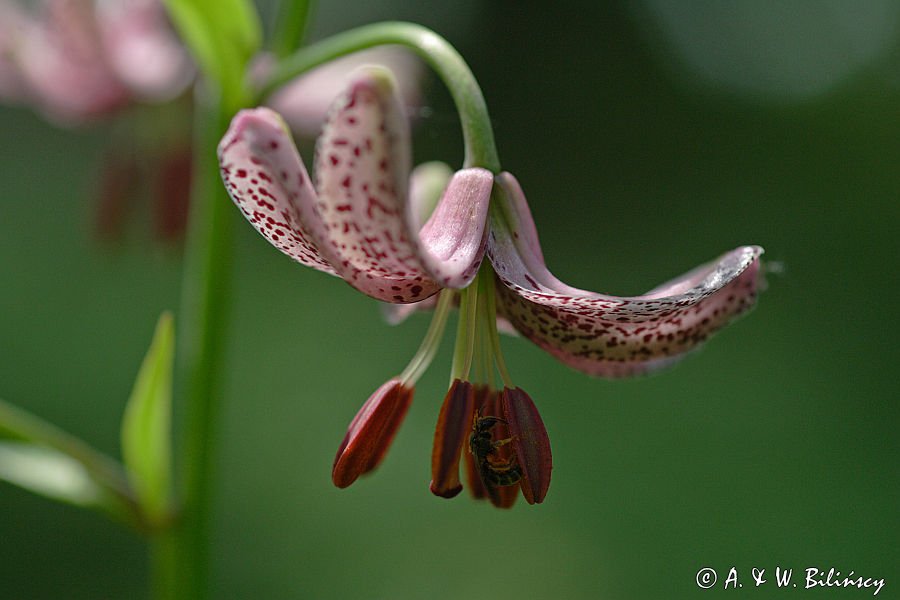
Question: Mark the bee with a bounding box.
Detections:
[469,412,522,487]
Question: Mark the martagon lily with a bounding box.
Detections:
[218,66,763,508]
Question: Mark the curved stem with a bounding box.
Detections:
[257,21,501,172]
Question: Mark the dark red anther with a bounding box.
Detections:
[482,388,519,509]
[332,379,414,488]
[501,387,552,504]
[463,385,491,501]
[429,379,475,498]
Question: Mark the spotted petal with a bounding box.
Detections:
[219,107,337,275]
[310,67,491,302]
[488,172,764,377]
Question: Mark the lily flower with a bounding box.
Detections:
[218,66,763,507]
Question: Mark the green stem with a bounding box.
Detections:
[258,21,501,172]
[270,0,315,57]
[153,83,239,600]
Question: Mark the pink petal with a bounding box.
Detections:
[488,172,764,377]
[218,108,336,275]
[415,167,492,287]
[312,68,487,302]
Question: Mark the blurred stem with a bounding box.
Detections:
[151,83,243,600]
[270,0,315,57]
[258,21,501,172]
[0,398,139,526]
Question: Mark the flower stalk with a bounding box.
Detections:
[257,21,500,172]
[154,81,248,600]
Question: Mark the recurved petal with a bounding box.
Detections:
[415,167,492,287]
[311,67,488,302]
[488,172,764,377]
[218,107,336,275]
[332,379,414,488]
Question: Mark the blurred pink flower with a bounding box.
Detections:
[0,0,191,124]
[1,0,193,241]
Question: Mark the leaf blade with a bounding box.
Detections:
[121,312,175,525]
[162,0,261,101]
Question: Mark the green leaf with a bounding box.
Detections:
[0,441,103,508]
[121,312,175,525]
[162,0,262,103]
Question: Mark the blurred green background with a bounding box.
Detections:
[1,1,898,598]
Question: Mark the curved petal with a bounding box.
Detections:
[311,67,488,302]
[488,172,764,377]
[415,168,492,286]
[218,107,336,275]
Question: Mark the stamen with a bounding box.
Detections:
[398,289,455,385]
[449,272,480,382]
[480,265,514,387]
